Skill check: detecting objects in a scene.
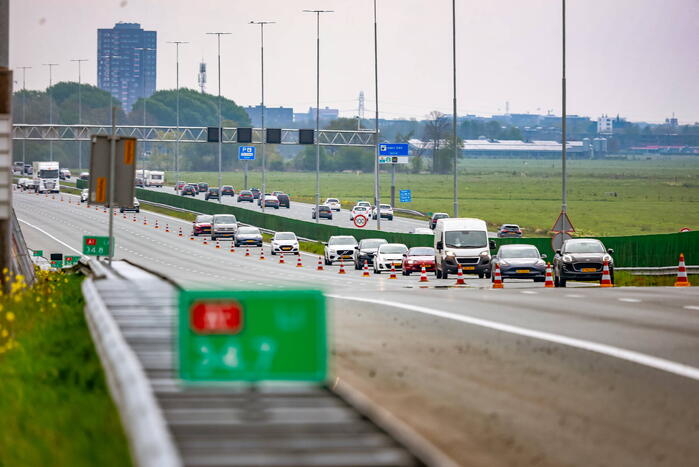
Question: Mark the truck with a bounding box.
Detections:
[32,161,60,193]
[135,169,165,187]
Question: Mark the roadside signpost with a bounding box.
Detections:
[399,189,412,203]
[353,214,368,228]
[551,211,575,251]
[238,146,256,160]
[64,255,80,266]
[178,289,327,382]
[83,235,111,256]
[49,253,63,268]
[32,250,43,257]
[379,143,410,207]
[89,135,137,207]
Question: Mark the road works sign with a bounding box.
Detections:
[178,289,327,382]
[353,214,368,228]
[83,236,111,256]
[89,135,137,207]
[238,146,256,161]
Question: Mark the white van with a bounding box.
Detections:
[434,218,494,279]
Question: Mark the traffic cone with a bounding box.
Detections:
[165,224,170,233]
[455,263,466,285]
[215,241,220,249]
[544,262,554,288]
[279,253,285,264]
[674,253,691,287]
[492,264,504,289]
[317,256,324,271]
[229,245,235,253]
[133,215,137,222]
[600,259,613,288]
[189,233,195,241]
[154,220,159,229]
[123,212,127,219]
[245,248,250,257]
[296,255,303,268]
[388,264,397,279]
[143,216,148,226]
[60,196,63,202]
[202,237,208,245]
[259,249,265,260]
[178,227,183,237]
[419,265,429,282]
[362,260,370,277]
[338,259,346,274]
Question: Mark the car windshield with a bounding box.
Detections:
[502,225,520,230]
[215,215,236,224]
[238,227,260,235]
[196,215,213,223]
[360,239,387,249]
[240,191,251,195]
[408,247,435,256]
[275,233,296,241]
[329,236,357,246]
[319,206,330,211]
[380,244,408,254]
[210,189,219,193]
[326,199,339,203]
[500,247,539,259]
[39,169,59,178]
[444,230,487,248]
[223,186,232,189]
[564,241,605,254]
[380,204,391,209]
[354,207,367,211]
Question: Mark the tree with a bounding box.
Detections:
[423,111,449,174]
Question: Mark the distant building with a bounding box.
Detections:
[408,138,587,159]
[294,107,340,125]
[97,22,157,111]
[244,106,294,128]
[597,115,613,134]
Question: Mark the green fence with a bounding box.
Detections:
[75,179,87,189]
[135,189,434,248]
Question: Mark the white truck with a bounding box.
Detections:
[32,161,60,193]
[136,169,165,187]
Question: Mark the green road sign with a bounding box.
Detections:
[178,289,327,383]
[32,250,43,257]
[50,260,63,268]
[64,255,81,266]
[83,236,111,256]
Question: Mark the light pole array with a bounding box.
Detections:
[134,47,155,173]
[250,21,275,213]
[43,63,58,161]
[17,66,30,169]
[70,58,88,170]
[372,0,381,230]
[167,40,188,193]
[303,9,333,223]
[206,32,231,197]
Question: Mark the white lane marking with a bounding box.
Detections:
[17,219,83,255]
[520,290,538,295]
[684,305,699,311]
[328,294,699,382]
[566,294,583,298]
[618,298,642,303]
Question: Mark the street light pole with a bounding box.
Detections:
[452,0,459,217]
[167,41,188,193]
[373,0,381,230]
[250,21,276,214]
[134,47,154,173]
[206,32,231,199]
[71,59,87,170]
[303,9,333,224]
[43,63,58,161]
[17,66,31,169]
[561,0,568,214]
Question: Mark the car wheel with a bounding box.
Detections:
[485,270,492,279]
[120,208,124,213]
[436,267,442,279]
[533,277,545,283]
[271,251,275,255]
[136,208,140,213]
[324,257,331,266]
[354,261,361,270]
[478,272,484,279]
[374,268,380,274]
[442,265,449,280]
[389,216,393,221]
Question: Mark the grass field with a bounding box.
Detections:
[164,157,699,237]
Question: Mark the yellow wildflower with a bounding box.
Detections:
[6,312,15,321]
[1,329,7,338]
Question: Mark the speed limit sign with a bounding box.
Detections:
[353,214,368,228]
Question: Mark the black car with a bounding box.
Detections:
[430,212,449,229]
[276,193,290,208]
[205,187,220,201]
[492,244,546,282]
[221,185,235,196]
[250,187,261,199]
[312,205,333,220]
[182,184,198,196]
[135,177,145,188]
[353,238,388,269]
[553,238,614,287]
[237,190,254,202]
[197,182,209,193]
[497,224,523,238]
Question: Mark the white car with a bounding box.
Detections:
[80,188,89,203]
[373,243,408,273]
[350,205,370,221]
[271,232,300,255]
[371,203,394,221]
[324,198,341,211]
[323,235,358,265]
[211,214,238,240]
[16,178,28,189]
[356,201,371,210]
[410,227,434,235]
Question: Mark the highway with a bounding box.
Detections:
[14,189,699,467]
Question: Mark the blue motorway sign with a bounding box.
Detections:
[239,146,256,160]
[399,189,412,203]
[379,143,409,156]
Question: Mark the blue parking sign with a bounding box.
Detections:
[239,146,256,160]
[399,189,412,202]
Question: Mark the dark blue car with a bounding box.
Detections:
[491,244,547,282]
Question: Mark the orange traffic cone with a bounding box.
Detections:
[338,259,346,274]
[202,237,208,245]
[362,260,370,277]
[123,212,127,219]
[296,255,303,268]
[674,253,691,287]
[245,248,250,257]
[154,220,159,229]
[143,216,148,225]
[133,215,137,222]
[229,245,235,253]
[189,233,195,241]
[600,259,613,288]
[544,262,554,288]
[178,227,183,237]
[165,224,170,233]
[215,241,221,249]
[278,253,285,264]
[388,264,397,279]
[455,263,466,285]
[259,249,265,260]
[317,256,324,271]
[492,264,503,288]
[419,265,429,282]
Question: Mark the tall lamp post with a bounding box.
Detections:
[167,41,188,193]
[561,0,568,215]
[451,0,459,217]
[42,63,58,161]
[302,9,333,223]
[134,47,155,173]
[17,66,31,170]
[372,0,381,230]
[70,59,88,170]
[206,32,231,198]
[250,21,275,213]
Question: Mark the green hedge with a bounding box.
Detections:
[135,189,434,248]
[76,179,87,189]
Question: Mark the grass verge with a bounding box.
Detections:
[614,271,688,287]
[0,270,132,466]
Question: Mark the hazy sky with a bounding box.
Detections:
[9,0,699,123]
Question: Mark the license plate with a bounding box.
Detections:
[463,266,475,270]
[281,247,291,251]
[393,262,402,266]
[342,255,353,259]
[516,269,530,273]
[581,267,596,273]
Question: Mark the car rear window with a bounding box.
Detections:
[214,215,236,224]
[329,236,357,246]
[500,247,539,258]
[238,227,260,235]
[327,198,339,203]
[380,244,408,254]
[196,215,213,223]
[360,239,387,249]
[564,241,605,254]
[275,233,296,240]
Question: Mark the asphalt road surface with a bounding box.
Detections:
[14,189,699,467]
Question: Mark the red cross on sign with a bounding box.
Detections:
[190,301,244,334]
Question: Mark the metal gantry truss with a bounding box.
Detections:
[11,124,376,147]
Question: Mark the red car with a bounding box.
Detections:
[402,247,436,275]
[192,214,213,236]
[175,181,186,191]
[221,185,235,196]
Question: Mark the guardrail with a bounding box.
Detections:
[617,266,699,276]
[9,207,36,285]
